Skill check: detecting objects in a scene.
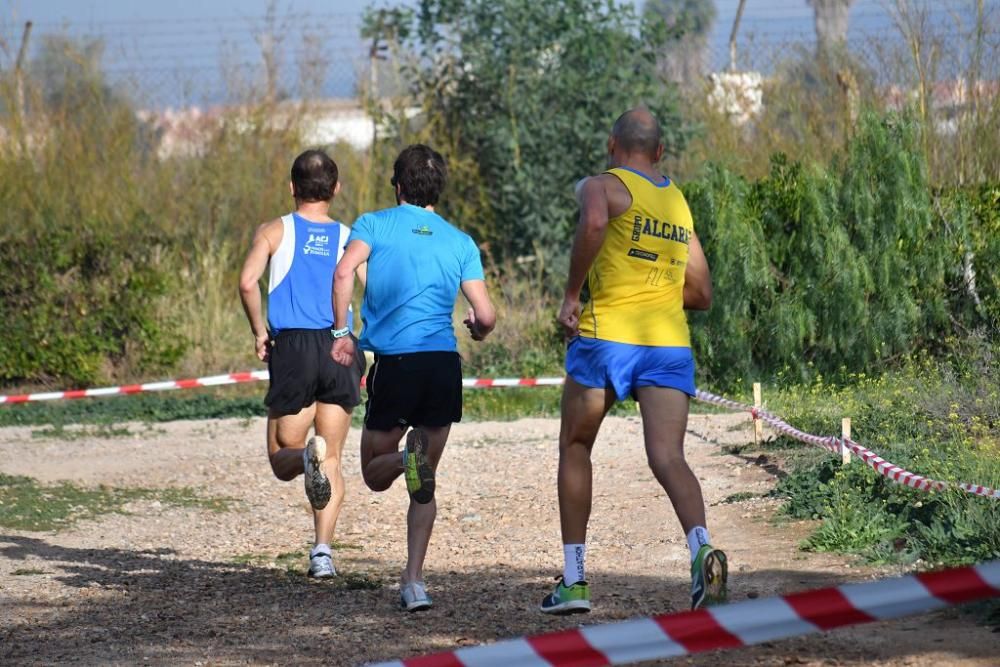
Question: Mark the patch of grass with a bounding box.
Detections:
[766,353,1000,567]
[11,568,47,576]
[721,491,757,504]
[0,473,233,532]
[331,540,362,551]
[29,422,167,440]
[340,571,382,590]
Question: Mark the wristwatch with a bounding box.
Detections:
[330,326,351,339]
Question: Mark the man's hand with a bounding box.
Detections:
[464,308,487,341]
[331,335,356,367]
[254,334,270,362]
[557,295,581,339]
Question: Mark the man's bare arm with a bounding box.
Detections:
[559,176,611,336]
[683,231,712,311]
[331,240,371,366]
[460,279,496,341]
[238,221,280,361]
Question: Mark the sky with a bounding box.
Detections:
[0,0,992,108]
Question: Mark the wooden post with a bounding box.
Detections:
[841,417,852,465]
[752,382,763,445]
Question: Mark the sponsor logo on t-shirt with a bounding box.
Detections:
[411,225,433,236]
[628,248,659,262]
[304,233,331,256]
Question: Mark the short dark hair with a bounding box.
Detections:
[611,109,662,159]
[391,144,447,207]
[291,149,338,202]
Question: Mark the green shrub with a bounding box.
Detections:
[0,219,184,385]
[769,352,1000,566]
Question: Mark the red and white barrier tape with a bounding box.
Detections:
[695,389,1000,501]
[0,372,564,404]
[0,371,272,404]
[369,560,1000,667]
[3,372,996,500]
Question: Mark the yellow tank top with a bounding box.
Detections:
[577,167,693,347]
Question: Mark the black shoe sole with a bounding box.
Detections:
[406,429,435,504]
[304,437,331,510]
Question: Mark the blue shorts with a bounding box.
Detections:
[565,337,696,401]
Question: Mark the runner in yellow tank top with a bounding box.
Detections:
[577,166,693,347]
[540,109,728,616]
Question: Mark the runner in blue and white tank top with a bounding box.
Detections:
[239,149,366,579]
[266,211,353,335]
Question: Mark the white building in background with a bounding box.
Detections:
[137,99,418,160]
[707,71,765,126]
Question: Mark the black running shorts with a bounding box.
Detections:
[265,329,365,415]
[363,351,462,430]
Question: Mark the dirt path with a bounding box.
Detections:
[0,413,996,666]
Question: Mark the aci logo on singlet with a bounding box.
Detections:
[303,232,331,257]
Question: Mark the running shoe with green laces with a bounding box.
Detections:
[690,544,728,610]
[403,428,435,504]
[540,577,591,615]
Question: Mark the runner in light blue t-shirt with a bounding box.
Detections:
[348,203,485,355]
[330,144,496,612]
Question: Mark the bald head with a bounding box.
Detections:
[610,108,662,160]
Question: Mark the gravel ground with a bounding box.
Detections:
[0,412,997,666]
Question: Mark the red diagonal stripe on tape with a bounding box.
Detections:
[917,567,994,605]
[5,395,29,403]
[229,372,257,382]
[653,609,743,653]
[176,380,201,389]
[120,384,143,394]
[784,587,875,630]
[473,378,493,387]
[401,651,463,667]
[64,390,88,399]
[528,629,608,666]
[519,378,538,386]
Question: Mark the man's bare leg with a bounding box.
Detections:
[360,424,450,584]
[558,378,616,544]
[636,386,726,609]
[267,403,349,566]
[634,386,705,534]
[312,402,353,547]
[360,426,406,492]
[266,405,316,481]
[402,425,448,584]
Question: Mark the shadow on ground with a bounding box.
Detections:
[1,534,996,666]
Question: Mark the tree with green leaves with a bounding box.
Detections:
[376,0,688,282]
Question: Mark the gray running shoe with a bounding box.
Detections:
[400,581,432,612]
[303,435,331,510]
[308,551,336,578]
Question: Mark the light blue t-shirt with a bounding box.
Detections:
[348,204,485,354]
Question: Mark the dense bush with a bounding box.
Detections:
[687,112,998,388]
[0,220,182,385]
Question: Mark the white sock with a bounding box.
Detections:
[311,543,331,558]
[562,543,586,586]
[686,527,710,562]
